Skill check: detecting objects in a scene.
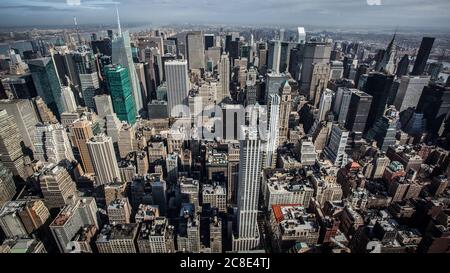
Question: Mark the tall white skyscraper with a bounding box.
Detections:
[233,127,262,251]
[219,53,230,102]
[112,9,143,114]
[324,124,349,167]
[165,60,190,117]
[34,123,75,164]
[186,31,205,70]
[61,86,77,113]
[264,94,280,169]
[297,27,306,44]
[333,87,352,125]
[318,88,333,121]
[86,134,121,185]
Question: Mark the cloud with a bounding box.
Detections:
[0,0,449,28]
[0,0,120,11]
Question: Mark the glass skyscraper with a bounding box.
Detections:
[28,57,63,118]
[112,31,143,114]
[105,64,136,125]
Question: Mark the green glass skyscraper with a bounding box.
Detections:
[105,64,136,125]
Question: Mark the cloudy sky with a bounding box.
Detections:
[0,0,449,29]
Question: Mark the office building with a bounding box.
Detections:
[49,197,98,252]
[112,12,143,114]
[186,31,205,70]
[86,134,121,185]
[0,99,39,150]
[70,119,95,173]
[73,51,99,110]
[202,183,226,212]
[38,163,78,209]
[411,37,435,76]
[300,42,332,105]
[96,223,138,253]
[219,53,230,102]
[0,110,26,178]
[233,127,263,251]
[177,203,200,253]
[394,75,430,112]
[363,73,394,133]
[28,57,63,118]
[165,60,190,117]
[0,200,50,238]
[318,89,333,121]
[264,94,280,168]
[324,124,349,167]
[107,198,131,225]
[345,89,373,134]
[34,123,75,164]
[60,86,77,113]
[104,64,137,125]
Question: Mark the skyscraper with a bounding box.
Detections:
[333,87,352,125]
[38,162,78,209]
[264,94,280,169]
[204,34,215,50]
[94,94,114,118]
[33,123,75,164]
[393,75,430,112]
[28,57,63,118]
[60,86,77,113]
[70,119,95,174]
[324,124,349,167]
[0,109,26,178]
[73,51,99,111]
[366,106,399,152]
[112,9,143,114]
[268,40,281,74]
[165,60,189,117]
[416,83,450,138]
[233,127,262,251]
[363,72,394,133]
[345,89,373,135]
[186,31,205,70]
[0,99,39,150]
[411,37,435,76]
[219,53,230,102]
[297,27,306,44]
[318,89,333,121]
[104,64,137,125]
[86,134,121,185]
[377,34,396,75]
[396,54,410,78]
[278,81,292,144]
[300,42,332,105]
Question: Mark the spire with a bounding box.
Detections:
[116,6,122,37]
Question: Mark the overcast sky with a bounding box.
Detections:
[0,0,449,29]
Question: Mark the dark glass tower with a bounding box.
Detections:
[345,89,373,134]
[28,57,64,119]
[411,37,435,76]
[363,72,394,133]
[396,54,410,78]
[416,83,450,138]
